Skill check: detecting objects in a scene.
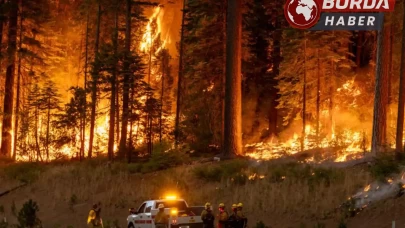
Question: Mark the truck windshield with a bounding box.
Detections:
[155,200,187,211]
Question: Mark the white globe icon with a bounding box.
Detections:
[287,0,319,27]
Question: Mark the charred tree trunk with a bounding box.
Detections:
[316,48,320,147]
[356,31,364,67]
[119,0,131,158]
[13,3,23,160]
[116,85,120,143]
[174,0,186,147]
[0,0,4,60]
[45,98,51,161]
[1,0,18,157]
[221,0,227,150]
[128,77,135,163]
[269,2,281,139]
[34,106,41,161]
[223,0,242,157]
[108,6,119,161]
[396,0,405,157]
[146,39,153,156]
[81,10,90,160]
[301,35,307,152]
[88,3,101,158]
[371,17,389,155]
[159,54,165,144]
[329,59,334,135]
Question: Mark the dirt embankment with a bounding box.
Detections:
[0,159,404,228]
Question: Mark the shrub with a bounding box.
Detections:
[127,164,142,174]
[17,199,42,228]
[338,219,347,228]
[3,163,46,183]
[193,159,249,182]
[193,166,223,182]
[140,151,185,173]
[254,221,268,228]
[69,194,78,212]
[369,156,400,182]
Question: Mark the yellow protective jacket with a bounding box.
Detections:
[87,210,97,227]
[217,211,228,228]
[201,209,214,228]
[236,210,245,219]
[154,211,169,224]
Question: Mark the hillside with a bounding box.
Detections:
[0,157,404,228]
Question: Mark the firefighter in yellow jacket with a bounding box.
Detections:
[236,203,247,228]
[201,202,215,228]
[217,203,228,228]
[155,204,169,228]
[87,203,101,228]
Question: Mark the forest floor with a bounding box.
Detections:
[0,155,404,228]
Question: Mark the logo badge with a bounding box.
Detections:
[284,0,321,29]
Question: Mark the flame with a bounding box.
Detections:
[245,79,369,162]
[364,184,370,192]
[14,7,173,162]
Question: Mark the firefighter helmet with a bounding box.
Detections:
[219,203,225,208]
[237,203,243,208]
[205,202,211,208]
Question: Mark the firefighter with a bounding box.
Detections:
[87,203,100,228]
[236,203,247,228]
[155,204,169,228]
[227,204,238,228]
[201,202,215,228]
[217,203,228,228]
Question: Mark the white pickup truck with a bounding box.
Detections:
[127,197,204,228]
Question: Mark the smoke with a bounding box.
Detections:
[350,172,405,210]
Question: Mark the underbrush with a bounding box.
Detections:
[192,159,249,182]
[1,162,47,183]
[368,154,405,182]
[0,156,377,227]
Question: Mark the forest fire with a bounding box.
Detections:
[244,79,368,163]
[12,6,173,162]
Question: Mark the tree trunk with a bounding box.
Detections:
[221,0,226,150]
[223,0,242,157]
[395,0,405,157]
[46,99,50,161]
[34,106,41,161]
[159,54,165,144]
[0,0,4,60]
[356,31,364,67]
[301,35,307,152]
[108,6,118,161]
[146,31,153,156]
[1,0,18,157]
[316,48,320,147]
[88,3,101,158]
[371,17,388,155]
[119,0,131,158]
[81,10,90,161]
[116,85,120,143]
[175,0,186,147]
[329,59,334,136]
[13,3,23,160]
[269,1,281,139]
[128,76,135,163]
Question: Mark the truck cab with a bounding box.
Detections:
[127,197,203,228]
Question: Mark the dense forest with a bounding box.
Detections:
[0,0,404,162]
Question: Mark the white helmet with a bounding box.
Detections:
[158,204,164,209]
